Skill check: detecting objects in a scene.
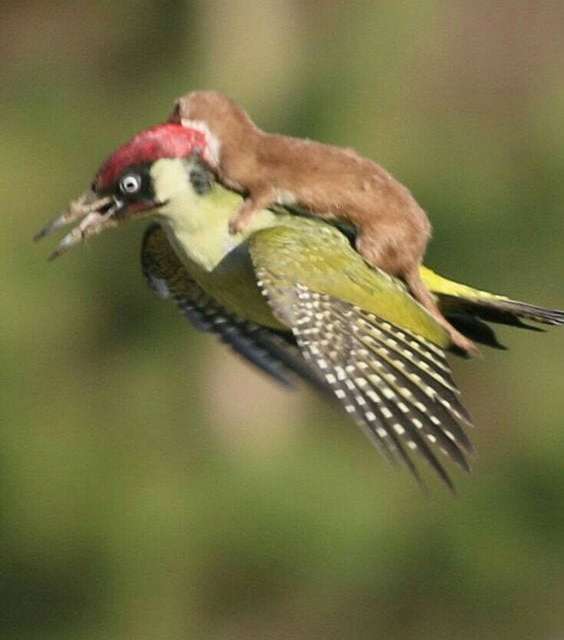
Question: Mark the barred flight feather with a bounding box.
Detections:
[336,307,472,426]
[292,285,467,487]
[326,305,471,442]
[291,291,422,477]
[256,272,474,487]
[320,295,470,465]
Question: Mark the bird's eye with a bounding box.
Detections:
[119,173,142,195]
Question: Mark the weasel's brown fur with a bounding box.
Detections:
[169,91,477,356]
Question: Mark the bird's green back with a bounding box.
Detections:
[158,174,449,347]
[156,165,564,353]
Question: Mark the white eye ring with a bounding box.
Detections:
[119,174,141,195]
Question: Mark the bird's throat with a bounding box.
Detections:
[152,159,278,272]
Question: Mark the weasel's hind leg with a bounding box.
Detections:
[405,269,480,357]
[355,228,477,356]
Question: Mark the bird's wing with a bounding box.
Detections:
[421,266,564,348]
[249,224,474,489]
[140,223,329,393]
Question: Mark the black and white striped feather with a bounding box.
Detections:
[141,223,475,488]
[255,270,474,489]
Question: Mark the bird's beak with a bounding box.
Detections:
[34,190,126,260]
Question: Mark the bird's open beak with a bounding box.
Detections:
[34,190,126,260]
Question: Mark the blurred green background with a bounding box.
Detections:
[3,2,564,638]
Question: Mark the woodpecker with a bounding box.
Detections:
[35,123,564,489]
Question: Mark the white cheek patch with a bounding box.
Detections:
[180,118,221,168]
[151,158,198,207]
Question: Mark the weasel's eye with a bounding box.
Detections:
[119,173,142,195]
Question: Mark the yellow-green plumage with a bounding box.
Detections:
[135,159,563,487]
[250,223,448,347]
[142,221,472,488]
[138,159,564,486]
[154,160,447,345]
[39,155,564,489]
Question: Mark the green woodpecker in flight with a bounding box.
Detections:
[35,123,564,489]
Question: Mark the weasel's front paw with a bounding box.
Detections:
[228,214,248,235]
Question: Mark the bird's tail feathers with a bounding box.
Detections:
[421,266,564,348]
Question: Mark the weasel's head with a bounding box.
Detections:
[35,123,217,259]
[169,90,258,160]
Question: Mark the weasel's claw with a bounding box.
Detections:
[228,214,246,235]
[228,218,239,235]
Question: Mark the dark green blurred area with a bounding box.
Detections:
[3,2,564,638]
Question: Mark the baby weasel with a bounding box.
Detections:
[169,90,477,356]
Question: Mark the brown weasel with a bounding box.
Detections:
[168,90,478,356]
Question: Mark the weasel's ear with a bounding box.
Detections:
[169,93,193,123]
[167,99,182,124]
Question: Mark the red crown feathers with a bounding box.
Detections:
[95,124,208,192]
